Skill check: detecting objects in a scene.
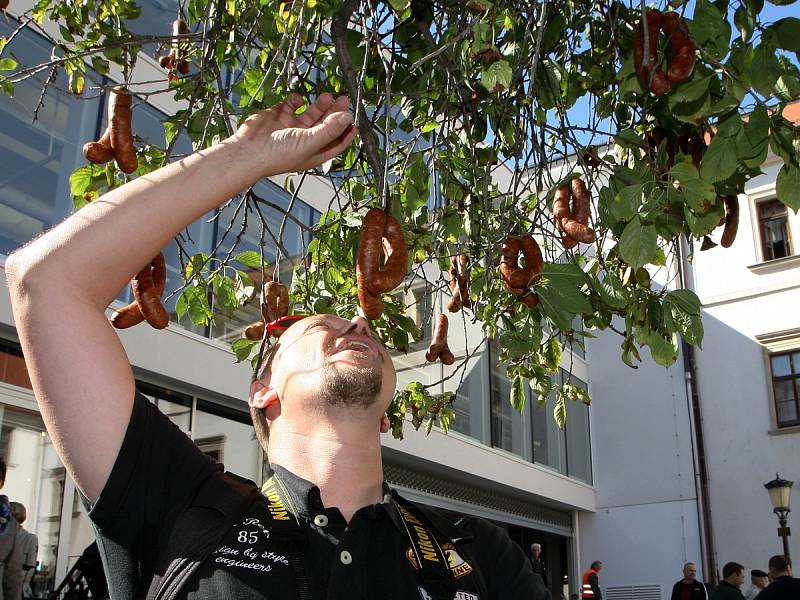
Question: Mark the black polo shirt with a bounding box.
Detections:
[87,393,540,599]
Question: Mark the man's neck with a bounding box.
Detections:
[268,426,385,522]
[683,578,695,585]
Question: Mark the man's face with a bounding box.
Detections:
[753,575,768,589]
[730,570,745,588]
[532,546,541,559]
[683,564,697,581]
[267,314,396,415]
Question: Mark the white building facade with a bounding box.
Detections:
[1,3,798,599]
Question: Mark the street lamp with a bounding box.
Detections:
[764,473,793,565]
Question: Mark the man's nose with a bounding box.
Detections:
[347,315,372,335]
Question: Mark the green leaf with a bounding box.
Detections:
[684,202,724,236]
[749,43,782,96]
[233,250,267,269]
[480,59,513,91]
[536,264,593,331]
[700,135,738,183]
[772,17,800,52]
[510,374,526,413]
[734,5,755,42]
[69,165,94,197]
[666,289,702,315]
[668,307,705,346]
[736,104,770,168]
[646,330,679,367]
[611,184,642,222]
[669,75,713,104]
[776,164,800,211]
[619,217,657,269]
[554,391,567,429]
[231,338,258,363]
[615,129,646,149]
[597,271,629,309]
[0,58,17,71]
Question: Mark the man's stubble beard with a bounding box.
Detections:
[319,360,382,409]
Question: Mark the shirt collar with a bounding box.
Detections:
[267,463,392,516]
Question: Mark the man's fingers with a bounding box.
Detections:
[301,93,336,125]
[309,123,358,167]
[303,110,355,152]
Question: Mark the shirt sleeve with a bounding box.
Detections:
[86,392,218,553]
[461,516,546,600]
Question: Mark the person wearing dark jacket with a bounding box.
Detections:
[7,94,545,600]
[671,562,709,600]
[710,562,746,600]
[757,555,800,600]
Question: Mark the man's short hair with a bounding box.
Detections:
[250,342,280,452]
[683,562,696,571]
[722,562,744,579]
[531,543,541,551]
[9,502,25,524]
[751,569,767,578]
[768,555,789,573]
[591,560,602,570]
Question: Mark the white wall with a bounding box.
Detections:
[580,319,703,595]
[685,152,800,575]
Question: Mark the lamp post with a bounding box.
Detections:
[764,473,793,566]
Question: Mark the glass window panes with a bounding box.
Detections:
[208,181,315,344]
[194,400,262,483]
[489,345,525,458]
[531,388,567,475]
[564,372,592,484]
[0,23,101,257]
[758,200,792,261]
[772,354,792,377]
[0,403,64,597]
[770,352,800,428]
[447,351,488,442]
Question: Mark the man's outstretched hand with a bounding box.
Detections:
[233,93,357,178]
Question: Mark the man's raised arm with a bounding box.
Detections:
[5,94,354,503]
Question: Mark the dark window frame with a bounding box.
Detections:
[770,351,800,428]
[757,199,793,262]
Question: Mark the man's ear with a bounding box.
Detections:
[249,380,281,419]
[380,414,390,433]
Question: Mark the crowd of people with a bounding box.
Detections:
[0,458,39,600]
[671,557,800,600]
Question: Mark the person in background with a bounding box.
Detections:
[671,562,709,600]
[709,562,745,600]
[530,543,548,587]
[0,459,22,600]
[581,561,602,600]
[756,555,800,600]
[742,569,768,600]
[8,504,36,599]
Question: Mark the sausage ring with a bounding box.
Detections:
[634,9,696,96]
[554,178,596,245]
[111,253,167,329]
[356,208,408,319]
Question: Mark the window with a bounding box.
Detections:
[531,387,567,475]
[758,200,793,261]
[770,352,800,428]
[489,344,525,458]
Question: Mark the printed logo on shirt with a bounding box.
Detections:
[454,591,479,600]
[261,478,291,521]
[405,543,474,579]
[211,515,290,573]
